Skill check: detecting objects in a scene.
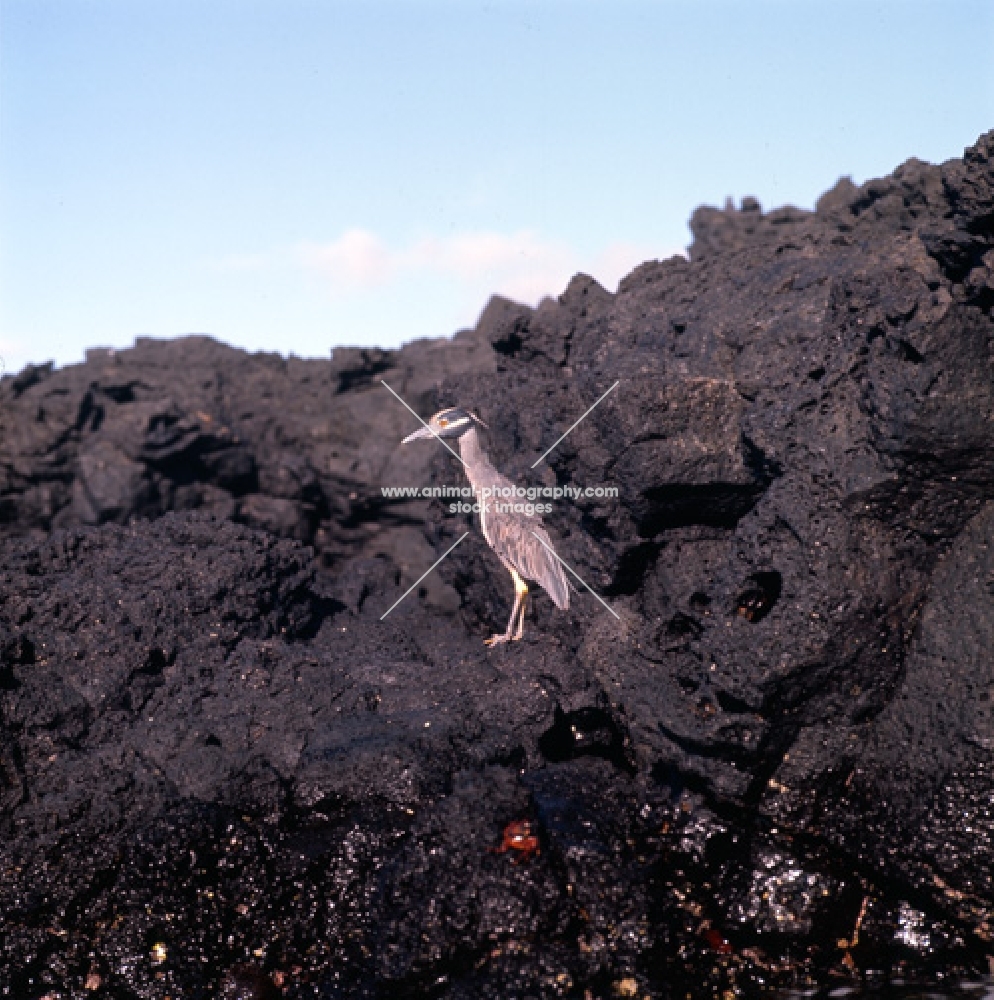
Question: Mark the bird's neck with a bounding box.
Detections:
[457,426,489,486]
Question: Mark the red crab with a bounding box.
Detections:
[492,819,541,862]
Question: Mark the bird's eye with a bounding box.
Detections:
[439,418,449,427]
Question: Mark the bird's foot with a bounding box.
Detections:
[485,632,512,647]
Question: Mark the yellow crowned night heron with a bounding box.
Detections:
[402,407,569,645]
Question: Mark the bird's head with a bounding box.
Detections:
[401,406,486,443]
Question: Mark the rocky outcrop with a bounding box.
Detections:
[1,132,992,997]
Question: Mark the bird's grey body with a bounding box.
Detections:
[402,407,569,644]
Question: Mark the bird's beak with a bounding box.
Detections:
[401,425,436,444]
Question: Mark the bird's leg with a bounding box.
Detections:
[485,570,529,646]
[509,572,529,641]
[511,591,527,641]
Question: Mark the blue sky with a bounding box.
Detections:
[1,1,992,376]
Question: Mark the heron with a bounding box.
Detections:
[402,407,569,645]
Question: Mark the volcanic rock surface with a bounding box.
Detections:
[1,132,993,998]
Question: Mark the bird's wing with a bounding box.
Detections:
[482,507,570,611]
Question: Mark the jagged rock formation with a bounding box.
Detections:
[1,132,992,997]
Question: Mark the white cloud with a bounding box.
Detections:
[298,228,677,308]
[299,229,395,290]
[411,229,578,306]
[185,229,686,354]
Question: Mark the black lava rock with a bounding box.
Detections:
[2,131,993,998]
